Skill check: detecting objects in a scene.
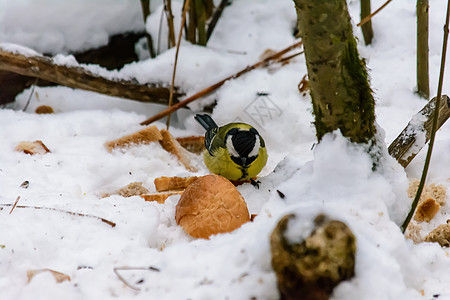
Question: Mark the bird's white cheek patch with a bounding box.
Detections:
[226,135,239,157]
[248,136,260,157]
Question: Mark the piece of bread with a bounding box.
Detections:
[408,179,447,206]
[35,105,54,114]
[424,223,450,247]
[15,140,51,155]
[140,191,183,204]
[102,182,150,198]
[159,129,198,172]
[154,176,198,192]
[414,198,441,222]
[175,136,205,154]
[105,126,163,152]
[175,175,250,239]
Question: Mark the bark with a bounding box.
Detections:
[294,0,376,144]
[361,0,374,45]
[0,32,147,105]
[271,214,356,300]
[388,95,450,168]
[417,0,430,99]
[0,48,180,105]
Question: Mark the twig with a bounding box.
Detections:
[22,81,37,112]
[206,0,229,42]
[163,0,176,48]
[113,266,160,291]
[9,196,21,215]
[402,1,450,233]
[166,0,191,129]
[140,40,303,125]
[277,50,304,64]
[140,0,156,58]
[357,0,393,27]
[0,204,116,227]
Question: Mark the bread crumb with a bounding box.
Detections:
[407,179,447,222]
[35,105,54,114]
[15,140,51,155]
[175,136,205,154]
[159,129,198,172]
[405,222,423,244]
[425,224,450,247]
[103,182,149,198]
[414,198,441,222]
[140,192,183,204]
[154,176,198,192]
[105,126,162,152]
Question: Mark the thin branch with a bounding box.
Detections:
[22,81,37,112]
[113,266,160,291]
[140,0,156,58]
[163,0,176,48]
[141,40,303,125]
[402,1,450,233]
[166,0,191,129]
[357,0,393,27]
[206,0,229,42]
[9,196,21,215]
[0,48,180,105]
[0,204,116,227]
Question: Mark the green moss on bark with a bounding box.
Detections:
[294,0,377,144]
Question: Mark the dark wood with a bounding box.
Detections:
[388,95,450,168]
[0,47,180,105]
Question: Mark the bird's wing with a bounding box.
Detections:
[206,127,225,156]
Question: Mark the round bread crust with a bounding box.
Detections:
[175,175,250,239]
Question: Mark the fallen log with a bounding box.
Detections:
[0,46,181,105]
[388,95,450,168]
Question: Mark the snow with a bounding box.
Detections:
[1,0,450,299]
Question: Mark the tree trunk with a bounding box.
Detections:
[361,0,374,45]
[417,0,430,99]
[294,0,376,144]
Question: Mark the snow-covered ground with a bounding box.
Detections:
[0,0,449,299]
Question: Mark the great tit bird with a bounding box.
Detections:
[194,114,268,183]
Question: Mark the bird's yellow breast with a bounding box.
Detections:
[203,147,268,181]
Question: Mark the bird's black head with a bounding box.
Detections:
[226,128,260,166]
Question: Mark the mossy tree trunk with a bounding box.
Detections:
[294,0,377,145]
[417,0,430,99]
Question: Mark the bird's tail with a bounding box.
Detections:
[194,114,218,131]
